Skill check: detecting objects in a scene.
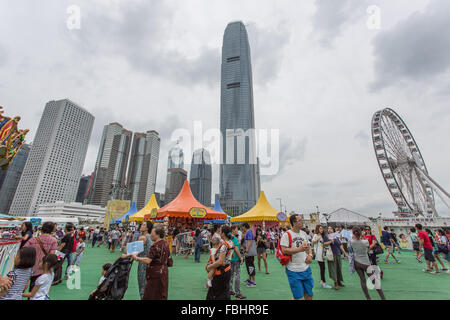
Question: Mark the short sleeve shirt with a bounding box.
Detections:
[231,236,240,262]
[31,272,54,300]
[280,230,310,273]
[418,231,432,250]
[244,230,257,256]
[61,234,74,254]
[381,231,392,246]
[24,234,58,276]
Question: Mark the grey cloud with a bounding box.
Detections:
[246,21,291,86]
[71,1,220,86]
[354,199,395,217]
[312,0,369,48]
[261,136,307,182]
[307,182,331,189]
[370,0,450,91]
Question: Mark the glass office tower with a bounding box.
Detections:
[219,21,261,215]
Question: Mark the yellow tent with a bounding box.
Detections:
[230,191,285,222]
[129,194,160,222]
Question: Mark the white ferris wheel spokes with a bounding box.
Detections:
[371,108,449,217]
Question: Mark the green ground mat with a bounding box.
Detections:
[49,245,450,300]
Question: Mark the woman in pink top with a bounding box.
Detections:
[24,221,58,290]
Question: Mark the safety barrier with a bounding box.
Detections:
[0,240,21,277]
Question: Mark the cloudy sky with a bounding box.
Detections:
[1,0,449,217]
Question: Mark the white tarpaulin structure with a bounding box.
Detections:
[322,208,371,224]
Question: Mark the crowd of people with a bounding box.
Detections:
[0,219,449,300]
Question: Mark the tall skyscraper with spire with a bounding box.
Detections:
[219,21,261,215]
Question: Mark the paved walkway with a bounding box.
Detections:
[50,245,450,300]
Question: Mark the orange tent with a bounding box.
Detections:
[156,181,227,220]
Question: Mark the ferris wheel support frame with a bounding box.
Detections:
[371,108,445,217]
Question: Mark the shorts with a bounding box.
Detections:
[257,247,266,255]
[412,242,420,251]
[285,267,314,299]
[385,244,394,253]
[423,248,435,262]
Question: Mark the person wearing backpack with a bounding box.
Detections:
[280,214,314,300]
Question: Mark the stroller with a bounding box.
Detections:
[89,256,134,300]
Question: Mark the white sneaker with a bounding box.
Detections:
[321,283,332,289]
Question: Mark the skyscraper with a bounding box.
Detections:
[10,99,94,216]
[75,175,91,203]
[164,168,187,204]
[190,148,212,207]
[167,144,184,169]
[219,21,261,215]
[127,130,160,210]
[87,122,132,207]
[0,144,30,213]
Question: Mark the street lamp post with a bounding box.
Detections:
[276,198,282,212]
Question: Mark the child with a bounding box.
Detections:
[205,237,221,288]
[74,236,86,266]
[22,254,58,300]
[89,263,112,298]
[0,247,36,300]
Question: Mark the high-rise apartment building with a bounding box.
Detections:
[127,130,160,210]
[87,123,132,207]
[190,148,212,207]
[10,99,94,216]
[0,144,31,213]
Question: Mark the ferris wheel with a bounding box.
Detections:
[371,108,450,217]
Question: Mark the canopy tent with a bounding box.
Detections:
[129,194,160,222]
[113,202,138,224]
[156,181,227,220]
[213,200,225,213]
[230,191,284,222]
[321,208,371,225]
[203,200,230,224]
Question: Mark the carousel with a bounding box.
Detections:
[0,106,29,170]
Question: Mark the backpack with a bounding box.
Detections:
[276,231,292,266]
[89,257,133,300]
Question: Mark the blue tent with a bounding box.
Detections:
[213,199,225,213]
[113,202,138,224]
[204,200,230,224]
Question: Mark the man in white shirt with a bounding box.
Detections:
[281,214,314,300]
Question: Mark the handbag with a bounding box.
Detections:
[373,242,384,255]
[323,246,334,261]
[167,255,173,267]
